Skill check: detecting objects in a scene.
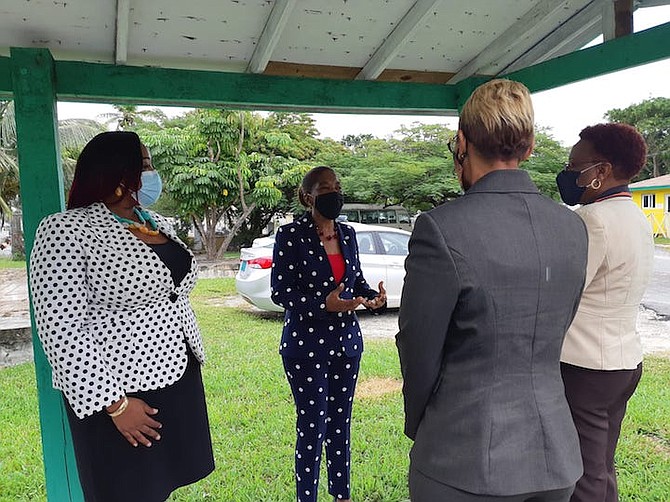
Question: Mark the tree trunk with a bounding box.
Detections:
[216,202,257,258]
[192,216,207,254]
[204,208,220,260]
[10,210,24,260]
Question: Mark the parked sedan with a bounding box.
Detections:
[235,222,411,312]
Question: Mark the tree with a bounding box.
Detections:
[333,124,461,211]
[100,104,168,131]
[266,112,322,160]
[140,109,299,259]
[0,101,19,220]
[606,97,670,179]
[521,129,569,200]
[0,100,103,257]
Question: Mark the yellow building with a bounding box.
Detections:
[630,174,670,237]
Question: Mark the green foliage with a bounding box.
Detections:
[100,104,168,131]
[266,112,322,160]
[521,129,569,200]
[139,109,295,257]
[0,100,103,217]
[607,98,670,180]
[331,124,460,211]
[0,101,20,216]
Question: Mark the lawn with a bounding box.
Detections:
[0,257,26,269]
[0,278,669,501]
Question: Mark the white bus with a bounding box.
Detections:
[340,204,412,231]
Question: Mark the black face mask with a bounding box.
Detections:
[314,191,344,220]
[556,170,585,206]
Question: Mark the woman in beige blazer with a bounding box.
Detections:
[555,123,654,502]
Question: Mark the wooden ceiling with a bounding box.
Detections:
[1,0,667,86]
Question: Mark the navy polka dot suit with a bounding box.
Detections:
[271,213,380,502]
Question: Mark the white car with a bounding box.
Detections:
[235,222,411,312]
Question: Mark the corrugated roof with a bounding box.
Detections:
[629,174,670,189]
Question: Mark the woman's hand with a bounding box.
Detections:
[326,283,365,312]
[363,281,387,310]
[108,397,162,447]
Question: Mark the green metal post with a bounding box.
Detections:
[10,47,84,502]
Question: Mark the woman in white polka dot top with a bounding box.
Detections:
[29,132,214,501]
[271,166,386,502]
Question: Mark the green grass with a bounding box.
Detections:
[0,257,26,269]
[1,278,669,501]
[654,237,670,245]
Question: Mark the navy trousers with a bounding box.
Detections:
[283,353,361,502]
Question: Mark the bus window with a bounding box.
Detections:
[380,209,397,224]
[361,210,379,224]
[341,210,360,223]
[397,210,411,224]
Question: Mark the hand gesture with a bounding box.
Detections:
[363,281,387,310]
[326,283,365,312]
[109,397,162,447]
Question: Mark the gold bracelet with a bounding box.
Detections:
[107,396,129,418]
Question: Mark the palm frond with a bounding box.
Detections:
[0,101,17,149]
[58,119,105,149]
[0,148,18,176]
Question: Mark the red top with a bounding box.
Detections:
[327,253,346,283]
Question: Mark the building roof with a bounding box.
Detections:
[629,174,670,190]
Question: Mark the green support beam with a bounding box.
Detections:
[503,20,670,93]
[10,47,84,502]
[0,56,12,98]
[54,60,458,114]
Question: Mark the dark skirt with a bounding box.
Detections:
[65,348,215,502]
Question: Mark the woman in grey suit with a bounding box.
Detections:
[397,79,587,501]
[556,123,654,502]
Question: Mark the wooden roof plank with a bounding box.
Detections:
[355,0,443,81]
[503,0,605,75]
[448,0,592,84]
[114,0,131,64]
[247,0,298,74]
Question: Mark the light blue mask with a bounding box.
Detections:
[137,171,163,207]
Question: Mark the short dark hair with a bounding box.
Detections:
[579,123,647,180]
[67,131,143,209]
[298,166,335,207]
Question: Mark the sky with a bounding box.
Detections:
[57,5,670,148]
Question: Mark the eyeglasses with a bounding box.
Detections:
[447,135,458,155]
[563,161,604,173]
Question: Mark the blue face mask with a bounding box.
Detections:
[137,171,162,207]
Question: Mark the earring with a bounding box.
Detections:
[590,179,602,190]
[114,186,123,197]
